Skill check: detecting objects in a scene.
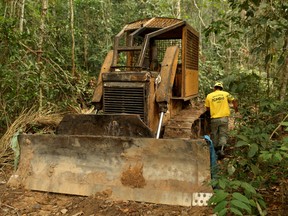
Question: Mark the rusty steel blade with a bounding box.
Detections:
[56,114,154,138]
[9,134,212,206]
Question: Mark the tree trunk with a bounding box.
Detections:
[69,0,76,76]
[83,33,88,70]
[175,0,181,19]
[9,0,15,17]
[193,0,207,51]
[193,0,206,28]
[38,0,48,112]
[19,0,26,33]
[279,34,288,101]
[228,20,232,73]
[38,0,48,61]
[3,2,8,18]
[82,5,88,70]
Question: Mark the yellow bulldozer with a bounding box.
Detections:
[9,18,212,207]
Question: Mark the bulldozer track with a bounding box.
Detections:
[163,103,208,139]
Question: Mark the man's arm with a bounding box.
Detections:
[205,96,210,111]
[232,99,238,113]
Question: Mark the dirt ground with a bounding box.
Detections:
[1,164,287,216]
[0,165,212,216]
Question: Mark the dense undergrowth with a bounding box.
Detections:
[208,96,288,215]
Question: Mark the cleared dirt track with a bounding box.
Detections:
[1,166,211,216]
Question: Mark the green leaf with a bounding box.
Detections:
[217,208,228,216]
[241,182,256,194]
[249,199,257,207]
[232,192,250,204]
[219,179,226,189]
[273,152,283,161]
[281,152,288,158]
[214,200,228,213]
[280,121,288,126]
[230,207,243,216]
[259,151,272,161]
[239,158,248,166]
[236,135,249,142]
[248,144,258,157]
[209,190,229,204]
[231,200,252,213]
[250,164,260,175]
[278,55,285,65]
[231,180,241,189]
[236,140,249,147]
[280,146,288,151]
[257,199,267,208]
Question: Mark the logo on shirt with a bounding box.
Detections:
[212,95,224,102]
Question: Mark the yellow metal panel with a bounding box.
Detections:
[184,69,198,97]
[155,46,179,103]
[181,27,187,97]
[181,26,199,98]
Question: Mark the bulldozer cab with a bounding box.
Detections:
[115,18,198,97]
[92,17,200,135]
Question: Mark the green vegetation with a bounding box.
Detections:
[0,0,287,215]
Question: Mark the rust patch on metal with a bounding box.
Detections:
[121,163,146,188]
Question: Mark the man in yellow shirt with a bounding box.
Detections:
[205,82,238,158]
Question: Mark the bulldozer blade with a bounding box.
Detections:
[9,134,212,206]
[56,114,154,138]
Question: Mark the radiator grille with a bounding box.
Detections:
[186,30,199,70]
[103,86,145,120]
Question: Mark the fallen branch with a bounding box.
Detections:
[0,203,20,216]
[270,113,288,140]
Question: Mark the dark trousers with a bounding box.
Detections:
[210,117,228,151]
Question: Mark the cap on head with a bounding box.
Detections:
[214,82,223,89]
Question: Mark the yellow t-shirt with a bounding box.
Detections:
[205,90,235,118]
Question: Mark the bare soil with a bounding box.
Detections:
[0,165,212,216]
[1,164,287,216]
